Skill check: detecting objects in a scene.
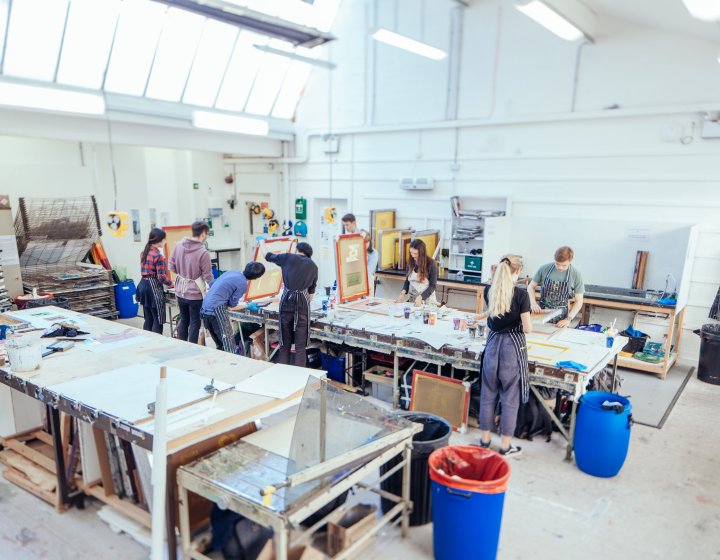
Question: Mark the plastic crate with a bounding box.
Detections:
[321,353,346,383]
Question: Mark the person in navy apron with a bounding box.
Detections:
[136,228,173,334]
[263,241,318,367]
[200,262,266,354]
[527,246,585,328]
[396,239,438,306]
[477,254,531,457]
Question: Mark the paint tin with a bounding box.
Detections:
[453,317,461,330]
[423,310,430,325]
[428,311,437,326]
[468,325,477,338]
[404,307,411,319]
[459,318,468,332]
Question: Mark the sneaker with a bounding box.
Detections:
[499,445,523,457]
[479,439,491,449]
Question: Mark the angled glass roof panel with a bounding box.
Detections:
[145,8,206,102]
[182,19,237,107]
[271,60,311,120]
[214,31,267,112]
[56,0,122,89]
[245,40,292,116]
[3,0,69,81]
[0,0,9,68]
[104,0,167,96]
[226,0,339,32]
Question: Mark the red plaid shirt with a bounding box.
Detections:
[141,247,173,287]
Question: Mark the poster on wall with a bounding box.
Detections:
[131,209,141,242]
[245,236,297,301]
[335,234,369,303]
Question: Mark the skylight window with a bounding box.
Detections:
[0,1,9,68]
[104,0,167,95]
[245,40,293,116]
[3,0,69,81]
[182,20,238,107]
[215,31,267,112]
[272,60,312,119]
[145,8,206,102]
[56,0,121,89]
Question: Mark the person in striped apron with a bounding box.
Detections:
[478,254,532,457]
[396,239,438,306]
[200,262,266,354]
[527,246,585,327]
[136,228,173,334]
[263,241,318,367]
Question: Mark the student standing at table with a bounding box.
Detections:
[478,254,532,457]
[200,262,265,354]
[168,221,214,344]
[137,228,173,334]
[527,246,585,327]
[396,239,438,306]
[262,241,318,367]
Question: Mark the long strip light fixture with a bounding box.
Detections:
[192,110,269,136]
[682,0,720,21]
[515,0,595,42]
[372,28,447,60]
[0,81,106,115]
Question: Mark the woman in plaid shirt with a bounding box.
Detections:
[136,228,173,333]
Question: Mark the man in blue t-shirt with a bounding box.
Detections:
[200,262,265,353]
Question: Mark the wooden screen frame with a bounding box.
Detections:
[409,370,469,432]
[370,209,396,250]
[245,236,297,301]
[163,225,193,281]
[335,233,369,303]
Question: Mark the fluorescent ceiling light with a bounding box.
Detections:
[682,0,720,21]
[0,82,105,115]
[192,110,269,136]
[372,28,447,60]
[515,0,593,42]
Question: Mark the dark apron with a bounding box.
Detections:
[539,265,572,323]
[213,306,238,354]
[486,328,530,404]
[138,277,166,325]
[278,288,310,347]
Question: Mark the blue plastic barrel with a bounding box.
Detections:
[574,391,632,478]
[114,280,138,319]
[429,446,510,560]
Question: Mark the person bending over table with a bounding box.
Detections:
[396,239,438,306]
[262,241,318,367]
[527,245,584,328]
[137,228,173,334]
[200,262,265,354]
[477,254,532,457]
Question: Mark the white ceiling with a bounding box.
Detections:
[583,0,720,42]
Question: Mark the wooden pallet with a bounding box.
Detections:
[0,428,69,511]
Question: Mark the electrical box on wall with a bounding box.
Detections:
[400,177,434,191]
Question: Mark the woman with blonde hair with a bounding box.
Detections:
[478,254,532,456]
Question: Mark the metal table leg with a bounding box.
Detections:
[401,443,412,539]
[611,353,619,393]
[179,484,192,558]
[393,353,400,408]
[565,398,579,462]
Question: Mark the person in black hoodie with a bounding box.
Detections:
[261,241,318,367]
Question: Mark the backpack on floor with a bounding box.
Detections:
[514,391,553,442]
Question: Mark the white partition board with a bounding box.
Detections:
[48,365,232,424]
[234,364,325,399]
[483,217,697,296]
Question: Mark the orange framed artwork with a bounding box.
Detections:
[335,233,369,303]
[245,237,297,301]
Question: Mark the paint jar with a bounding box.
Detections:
[428,311,437,326]
[453,317,461,330]
[459,318,468,332]
[6,337,42,373]
[606,328,617,349]
[423,310,430,325]
[404,307,411,319]
[468,325,477,338]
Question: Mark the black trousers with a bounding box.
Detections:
[278,310,309,367]
[177,297,202,343]
[142,305,163,334]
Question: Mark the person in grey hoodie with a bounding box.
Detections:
[168,221,214,343]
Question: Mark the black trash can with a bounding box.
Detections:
[697,324,720,385]
[380,412,452,526]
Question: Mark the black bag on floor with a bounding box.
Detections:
[514,391,553,442]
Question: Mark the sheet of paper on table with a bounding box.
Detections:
[48,364,233,424]
[7,308,87,329]
[234,364,325,399]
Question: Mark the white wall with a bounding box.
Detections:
[226,0,720,362]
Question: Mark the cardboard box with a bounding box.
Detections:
[250,328,267,361]
[327,504,377,558]
[257,542,324,560]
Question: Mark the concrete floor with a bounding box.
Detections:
[1,356,718,559]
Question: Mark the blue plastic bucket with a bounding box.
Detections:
[429,446,510,560]
[320,353,345,383]
[574,391,632,478]
[114,280,138,319]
